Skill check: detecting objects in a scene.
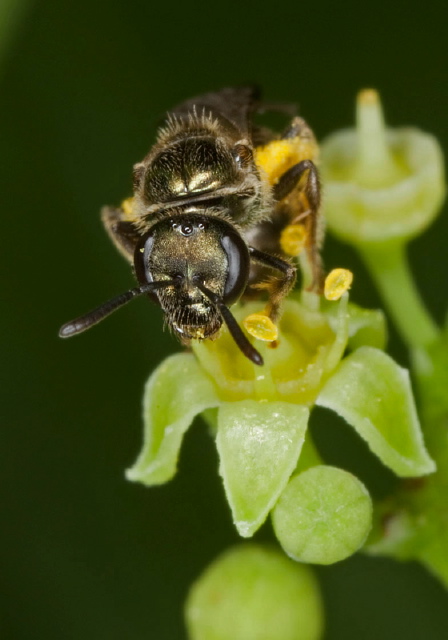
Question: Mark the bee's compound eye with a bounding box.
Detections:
[134,233,155,284]
[233,144,253,167]
[221,232,250,306]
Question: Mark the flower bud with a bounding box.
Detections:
[272,466,372,564]
[185,545,324,640]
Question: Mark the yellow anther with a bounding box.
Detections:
[324,268,353,301]
[243,313,278,342]
[121,197,135,219]
[280,224,307,257]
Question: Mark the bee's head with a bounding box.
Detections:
[60,213,263,365]
[134,214,250,341]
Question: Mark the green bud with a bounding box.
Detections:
[185,544,324,640]
[272,466,372,564]
[320,89,445,245]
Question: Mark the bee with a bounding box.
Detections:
[60,86,322,365]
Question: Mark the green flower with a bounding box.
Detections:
[320,88,445,246]
[126,289,434,563]
[320,89,445,348]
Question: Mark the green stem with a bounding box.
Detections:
[359,241,440,348]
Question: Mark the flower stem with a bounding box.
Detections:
[359,241,440,348]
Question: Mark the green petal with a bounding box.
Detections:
[347,303,387,351]
[185,544,324,640]
[272,466,372,565]
[325,300,386,351]
[316,346,436,476]
[126,353,220,485]
[217,400,309,537]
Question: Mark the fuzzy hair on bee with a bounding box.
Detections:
[60,86,323,366]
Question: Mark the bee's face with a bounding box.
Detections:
[134,214,250,341]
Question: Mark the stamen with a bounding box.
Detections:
[243,312,278,342]
[324,268,353,301]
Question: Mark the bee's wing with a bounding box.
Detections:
[168,85,261,139]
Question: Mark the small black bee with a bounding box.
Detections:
[60,87,322,365]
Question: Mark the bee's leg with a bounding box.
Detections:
[273,159,323,292]
[249,248,296,322]
[101,205,141,263]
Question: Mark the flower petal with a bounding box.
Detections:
[326,301,387,351]
[316,346,436,476]
[217,400,309,537]
[126,353,220,485]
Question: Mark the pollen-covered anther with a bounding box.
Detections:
[243,312,279,342]
[324,268,353,301]
[280,224,307,257]
[121,197,135,219]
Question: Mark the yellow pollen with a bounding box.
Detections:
[243,313,278,342]
[255,141,293,184]
[280,224,307,256]
[254,138,317,186]
[324,268,353,300]
[121,197,135,219]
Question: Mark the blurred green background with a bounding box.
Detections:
[2,0,448,638]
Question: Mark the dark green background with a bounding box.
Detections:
[2,0,448,638]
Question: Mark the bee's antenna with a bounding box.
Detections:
[195,281,263,366]
[59,280,177,338]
